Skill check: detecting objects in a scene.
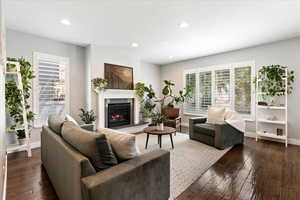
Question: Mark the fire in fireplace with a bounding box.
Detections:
[105,99,134,128]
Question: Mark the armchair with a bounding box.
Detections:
[162,108,181,132]
[189,117,244,149]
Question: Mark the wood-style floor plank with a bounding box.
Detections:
[7,130,300,200]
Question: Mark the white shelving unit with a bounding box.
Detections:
[5,61,32,157]
[255,67,288,147]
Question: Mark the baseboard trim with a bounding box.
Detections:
[245,132,300,146]
[7,141,41,154]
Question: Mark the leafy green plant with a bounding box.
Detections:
[140,99,156,118]
[254,65,295,97]
[152,113,167,125]
[79,108,96,124]
[92,78,108,92]
[5,57,36,139]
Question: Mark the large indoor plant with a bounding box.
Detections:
[5,57,35,144]
[255,65,295,105]
[135,80,192,123]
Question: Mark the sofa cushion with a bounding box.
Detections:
[194,123,215,137]
[207,107,226,124]
[48,115,65,135]
[61,121,118,171]
[98,128,140,161]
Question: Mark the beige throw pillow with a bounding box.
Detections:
[207,107,226,124]
[98,128,140,160]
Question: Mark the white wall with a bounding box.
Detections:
[0,0,6,198]
[87,45,161,128]
[161,37,300,141]
[6,30,86,144]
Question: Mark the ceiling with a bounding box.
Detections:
[5,0,300,65]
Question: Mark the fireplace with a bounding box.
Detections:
[105,98,134,128]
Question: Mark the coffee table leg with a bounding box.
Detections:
[169,134,174,149]
[145,134,149,149]
[159,135,162,148]
[158,135,160,144]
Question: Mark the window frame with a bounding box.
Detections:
[183,61,255,120]
[32,52,70,128]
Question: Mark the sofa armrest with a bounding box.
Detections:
[189,117,207,124]
[189,117,207,139]
[214,122,244,150]
[81,150,170,200]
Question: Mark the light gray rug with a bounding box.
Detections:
[135,133,230,199]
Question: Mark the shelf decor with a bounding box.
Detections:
[255,65,294,147]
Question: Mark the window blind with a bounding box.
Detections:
[184,73,196,114]
[234,66,251,114]
[214,69,230,106]
[199,71,212,113]
[33,53,69,127]
[38,60,66,122]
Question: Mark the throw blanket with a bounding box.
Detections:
[224,109,245,133]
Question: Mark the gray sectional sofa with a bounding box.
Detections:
[41,120,170,200]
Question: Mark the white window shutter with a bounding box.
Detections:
[33,53,69,127]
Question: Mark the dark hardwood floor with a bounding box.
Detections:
[7,133,300,200]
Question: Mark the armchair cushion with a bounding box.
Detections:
[194,123,215,137]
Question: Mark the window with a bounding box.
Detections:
[184,61,254,119]
[33,53,69,127]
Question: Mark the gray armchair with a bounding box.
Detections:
[189,117,244,150]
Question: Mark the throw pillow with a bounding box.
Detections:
[65,114,79,126]
[61,121,118,171]
[98,128,140,160]
[95,134,118,168]
[48,115,65,135]
[207,106,226,124]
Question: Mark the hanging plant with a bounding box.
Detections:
[255,65,295,97]
[92,77,108,92]
[5,57,36,139]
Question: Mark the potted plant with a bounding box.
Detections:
[79,108,96,131]
[6,62,17,72]
[254,65,295,105]
[153,113,167,131]
[92,77,108,92]
[5,57,35,144]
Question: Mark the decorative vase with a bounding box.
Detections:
[158,123,164,131]
[18,138,27,145]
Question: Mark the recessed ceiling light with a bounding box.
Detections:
[179,21,189,28]
[131,43,139,47]
[60,19,71,26]
[169,56,174,59]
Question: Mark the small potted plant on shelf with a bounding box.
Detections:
[6,62,18,72]
[92,77,108,92]
[79,108,96,131]
[153,113,167,131]
[5,57,35,145]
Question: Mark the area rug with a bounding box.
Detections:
[135,133,230,199]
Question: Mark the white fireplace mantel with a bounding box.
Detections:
[94,89,140,129]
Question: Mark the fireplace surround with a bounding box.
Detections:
[105,98,134,128]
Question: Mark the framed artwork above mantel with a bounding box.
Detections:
[104,63,134,90]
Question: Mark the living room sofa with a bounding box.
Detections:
[189,117,244,149]
[41,121,170,200]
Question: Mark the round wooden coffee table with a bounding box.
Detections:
[143,126,176,149]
